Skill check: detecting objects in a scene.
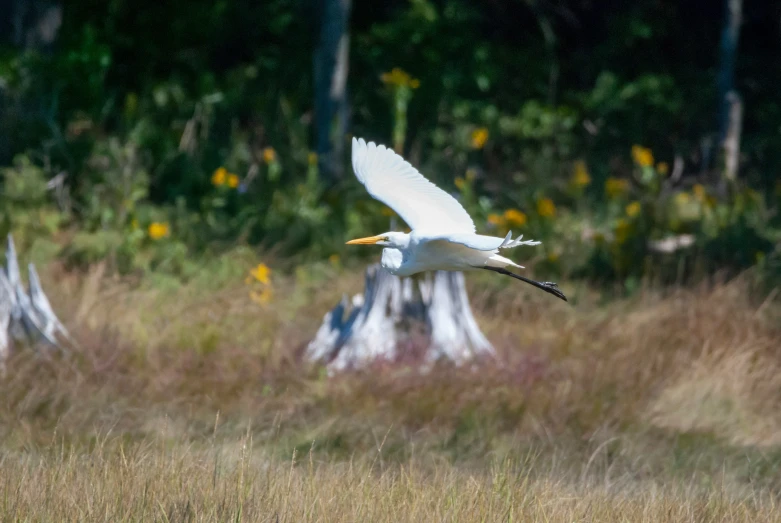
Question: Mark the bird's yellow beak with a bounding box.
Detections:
[346,235,385,245]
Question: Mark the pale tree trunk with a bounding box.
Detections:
[0,235,73,372]
[717,0,742,183]
[305,265,495,373]
[314,0,351,183]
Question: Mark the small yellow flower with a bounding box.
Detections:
[148,222,169,240]
[250,287,273,305]
[537,198,556,218]
[249,263,271,285]
[657,162,669,176]
[675,192,691,205]
[487,213,505,227]
[380,67,419,89]
[692,184,706,201]
[227,173,240,189]
[471,127,489,149]
[625,201,642,218]
[211,167,227,186]
[503,209,527,226]
[262,147,276,164]
[631,145,654,167]
[571,160,591,187]
[605,177,630,199]
[454,176,466,190]
[328,254,340,266]
[308,152,318,166]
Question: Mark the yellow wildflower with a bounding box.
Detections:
[675,192,691,205]
[148,222,169,240]
[605,177,630,199]
[503,209,527,226]
[572,160,591,187]
[471,127,489,149]
[537,198,556,218]
[249,263,271,285]
[250,287,273,305]
[308,152,318,166]
[211,167,227,186]
[454,177,466,190]
[657,162,669,176]
[262,147,276,164]
[227,173,240,189]
[625,201,642,218]
[380,67,419,89]
[487,213,505,227]
[631,145,654,167]
[692,184,706,201]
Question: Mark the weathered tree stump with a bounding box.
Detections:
[306,264,495,372]
[0,235,72,371]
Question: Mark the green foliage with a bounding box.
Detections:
[0,0,778,288]
[0,156,65,246]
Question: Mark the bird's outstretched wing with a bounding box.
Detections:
[352,137,476,233]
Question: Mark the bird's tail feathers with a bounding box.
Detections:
[486,253,524,270]
[499,231,542,249]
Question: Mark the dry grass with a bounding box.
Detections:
[2,260,781,521]
[3,442,780,522]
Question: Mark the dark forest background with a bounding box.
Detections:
[1,0,779,287]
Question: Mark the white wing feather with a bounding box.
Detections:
[352,137,475,233]
[430,231,541,251]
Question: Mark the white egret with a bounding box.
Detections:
[346,138,567,301]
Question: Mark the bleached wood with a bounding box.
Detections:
[306,264,495,371]
[1,234,71,364]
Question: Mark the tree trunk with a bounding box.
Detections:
[313,0,351,183]
[1,235,72,371]
[305,265,495,372]
[717,0,742,143]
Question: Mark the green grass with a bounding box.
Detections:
[1,258,781,520]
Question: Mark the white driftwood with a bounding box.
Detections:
[425,270,494,363]
[0,234,71,366]
[306,264,495,371]
[0,273,13,371]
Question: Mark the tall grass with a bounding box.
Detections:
[1,260,781,520]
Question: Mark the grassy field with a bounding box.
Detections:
[2,257,781,521]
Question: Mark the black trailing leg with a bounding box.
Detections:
[479,266,567,302]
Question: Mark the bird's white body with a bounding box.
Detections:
[377,231,522,277]
[347,137,566,300]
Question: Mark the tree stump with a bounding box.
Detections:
[305,264,495,372]
[0,234,72,371]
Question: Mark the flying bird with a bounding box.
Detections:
[346,137,567,301]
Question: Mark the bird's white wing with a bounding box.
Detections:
[352,137,475,233]
[429,231,541,251]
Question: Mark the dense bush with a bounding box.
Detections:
[0,0,778,285]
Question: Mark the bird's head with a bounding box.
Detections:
[346,231,410,249]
